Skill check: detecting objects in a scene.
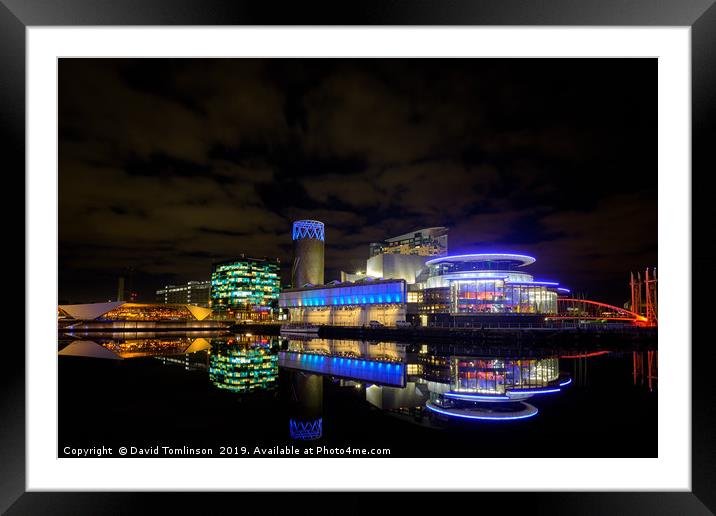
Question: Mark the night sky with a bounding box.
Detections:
[59,58,656,305]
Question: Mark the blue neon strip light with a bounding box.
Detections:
[507,388,561,395]
[425,253,537,267]
[425,403,538,421]
[444,276,510,281]
[509,281,560,286]
[559,378,572,387]
[445,392,511,401]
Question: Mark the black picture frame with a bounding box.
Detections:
[3,0,712,513]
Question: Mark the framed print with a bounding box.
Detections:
[2,0,713,513]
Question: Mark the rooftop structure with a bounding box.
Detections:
[366,228,448,285]
[292,219,325,241]
[369,227,448,257]
[425,253,536,269]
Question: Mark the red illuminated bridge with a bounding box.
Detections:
[548,298,648,324]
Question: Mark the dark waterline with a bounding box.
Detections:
[58,333,657,458]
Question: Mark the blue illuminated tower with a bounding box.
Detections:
[291,220,325,288]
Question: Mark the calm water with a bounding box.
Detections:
[58,332,657,458]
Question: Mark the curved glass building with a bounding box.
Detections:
[449,356,560,397]
[422,253,563,314]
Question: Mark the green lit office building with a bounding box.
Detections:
[210,255,281,320]
[208,336,279,393]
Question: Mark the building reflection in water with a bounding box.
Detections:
[288,372,324,440]
[279,338,406,387]
[559,350,609,388]
[412,347,568,421]
[59,333,588,425]
[103,336,196,358]
[280,338,570,423]
[632,350,658,391]
[58,335,213,359]
[208,335,279,393]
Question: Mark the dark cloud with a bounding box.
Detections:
[59,58,656,305]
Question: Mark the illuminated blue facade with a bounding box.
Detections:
[279,279,407,326]
[280,351,406,387]
[292,220,325,241]
[279,279,405,308]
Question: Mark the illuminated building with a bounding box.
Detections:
[275,338,570,423]
[418,352,451,384]
[281,220,409,326]
[283,339,406,363]
[366,227,448,284]
[208,336,279,393]
[279,339,406,385]
[58,301,213,321]
[339,271,372,283]
[156,280,211,307]
[278,278,407,326]
[292,220,325,288]
[366,383,425,410]
[369,227,448,258]
[423,351,570,421]
[57,302,222,330]
[418,286,450,316]
[210,256,281,320]
[410,252,646,326]
[421,253,562,315]
[449,356,560,396]
[58,340,123,360]
[99,336,209,359]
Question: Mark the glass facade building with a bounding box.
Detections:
[449,280,558,314]
[210,256,281,319]
[208,336,279,393]
[419,287,450,314]
[156,280,211,307]
[422,253,562,315]
[450,356,560,394]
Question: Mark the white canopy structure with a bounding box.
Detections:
[58,341,122,360]
[58,302,213,321]
[59,302,125,321]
